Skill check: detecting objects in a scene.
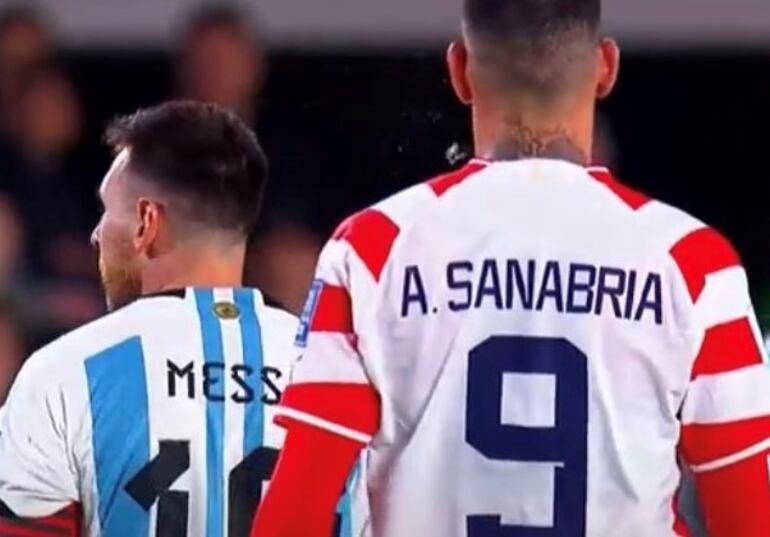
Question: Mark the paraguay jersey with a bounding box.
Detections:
[279,159,770,537]
[0,287,361,537]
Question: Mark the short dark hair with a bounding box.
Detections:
[463,0,601,99]
[105,100,268,236]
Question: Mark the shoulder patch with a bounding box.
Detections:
[295,279,324,348]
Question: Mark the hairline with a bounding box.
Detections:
[110,148,248,242]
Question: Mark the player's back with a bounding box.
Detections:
[0,287,298,537]
[338,159,762,536]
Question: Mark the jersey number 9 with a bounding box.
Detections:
[466,336,588,537]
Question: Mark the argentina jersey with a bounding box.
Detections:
[0,287,361,537]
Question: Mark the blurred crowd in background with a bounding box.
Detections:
[0,2,768,405]
[0,3,328,402]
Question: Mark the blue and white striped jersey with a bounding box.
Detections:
[0,287,361,537]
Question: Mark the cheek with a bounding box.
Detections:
[99,217,133,258]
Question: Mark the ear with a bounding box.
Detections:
[596,37,620,100]
[447,40,473,105]
[133,198,162,257]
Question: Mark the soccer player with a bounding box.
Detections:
[0,101,311,536]
[252,0,770,536]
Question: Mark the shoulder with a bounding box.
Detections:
[4,305,149,420]
[666,219,743,304]
[329,160,489,282]
[601,169,744,303]
[604,174,744,305]
[258,293,299,338]
[23,296,183,380]
[253,291,300,371]
[589,167,739,271]
[27,307,137,372]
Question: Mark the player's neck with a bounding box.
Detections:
[487,135,587,165]
[140,243,246,295]
[472,102,594,165]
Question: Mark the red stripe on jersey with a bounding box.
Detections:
[278,383,380,437]
[691,317,763,378]
[332,209,399,282]
[681,416,770,467]
[694,446,770,537]
[310,285,353,334]
[588,169,651,210]
[0,503,81,537]
[428,161,487,197]
[0,526,58,537]
[670,227,741,303]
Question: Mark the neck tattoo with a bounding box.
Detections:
[489,121,587,165]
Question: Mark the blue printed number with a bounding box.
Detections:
[466,336,588,537]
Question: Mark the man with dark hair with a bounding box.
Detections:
[253,1,770,536]
[96,100,267,310]
[175,4,328,312]
[0,101,336,537]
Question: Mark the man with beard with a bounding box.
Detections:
[0,101,341,537]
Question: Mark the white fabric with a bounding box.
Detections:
[0,288,299,536]
[289,159,770,537]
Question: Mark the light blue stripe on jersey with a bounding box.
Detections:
[234,288,264,455]
[85,336,150,537]
[194,289,225,537]
[337,462,360,537]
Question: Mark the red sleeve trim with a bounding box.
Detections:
[332,209,400,282]
[0,503,81,537]
[278,383,380,437]
[681,416,770,467]
[250,419,363,537]
[691,317,763,379]
[428,161,487,197]
[670,227,741,303]
[588,169,651,210]
[694,446,770,537]
[310,284,353,334]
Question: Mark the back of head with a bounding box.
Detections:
[463,0,601,103]
[105,100,268,239]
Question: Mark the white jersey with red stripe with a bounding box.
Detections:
[279,158,770,537]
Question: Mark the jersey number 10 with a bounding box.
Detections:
[466,336,588,537]
[124,444,348,537]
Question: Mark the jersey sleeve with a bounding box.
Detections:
[673,227,770,533]
[674,227,770,469]
[0,352,79,517]
[274,209,398,445]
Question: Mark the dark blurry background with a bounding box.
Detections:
[0,0,768,405]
